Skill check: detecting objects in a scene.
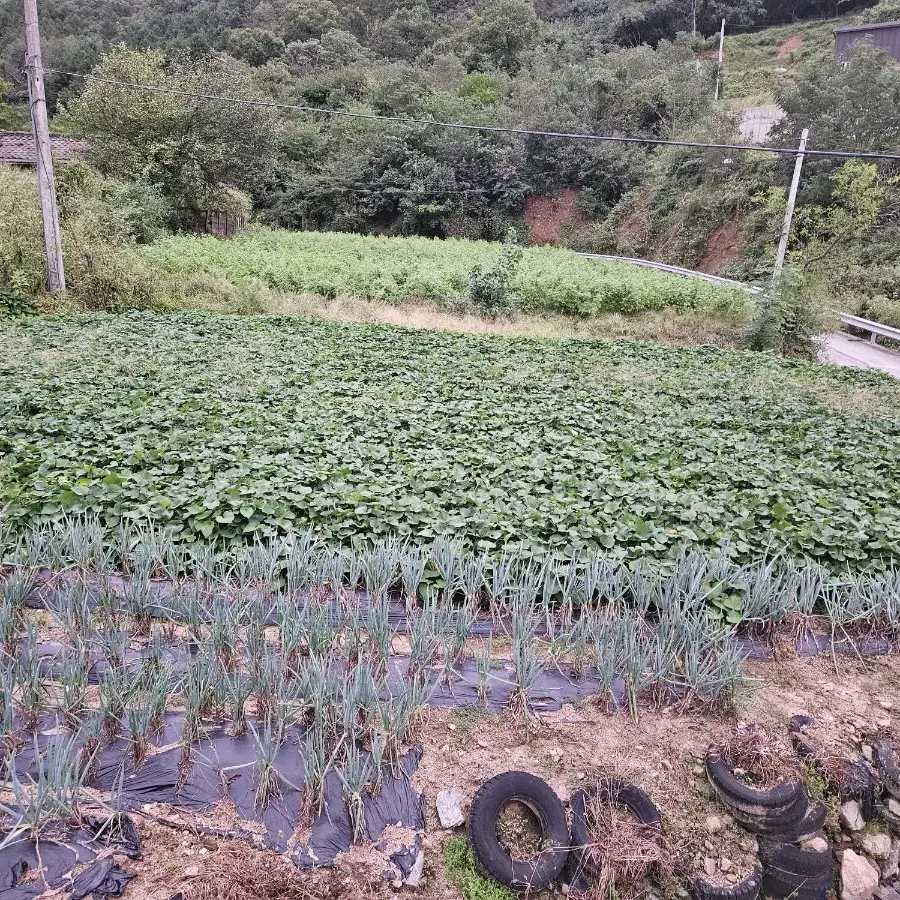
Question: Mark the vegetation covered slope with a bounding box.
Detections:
[2,0,900,325]
[1,313,898,570]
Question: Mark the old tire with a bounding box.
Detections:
[568,779,662,881]
[693,868,763,900]
[772,799,827,843]
[467,771,570,892]
[758,840,832,900]
[706,752,808,833]
[875,741,900,800]
[791,733,877,818]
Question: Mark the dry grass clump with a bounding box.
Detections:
[790,728,867,795]
[261,291,745,348]
[582,799,671,899]
[184,844,389,900]
[496,801,545,861]
[719,725,798,787]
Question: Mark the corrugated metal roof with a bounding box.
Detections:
[834,20,900,34]
[0,131,89,165]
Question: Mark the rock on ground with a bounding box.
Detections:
[436,788,465,828]
[802,837,830,854]
[842,850,881,900]
[841,800,866,832]
[405,849,426,887]
[882,840,900,880]
[859,833,893,861]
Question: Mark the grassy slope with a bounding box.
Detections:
[1,312,898,570]
[722,15,856,102]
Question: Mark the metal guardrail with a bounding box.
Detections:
[577,252,765,294]
[840,313,900,345]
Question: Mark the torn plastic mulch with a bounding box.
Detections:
[0,815,140,900]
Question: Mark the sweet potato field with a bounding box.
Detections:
[1,313,899,572]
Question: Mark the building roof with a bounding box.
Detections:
[0,130,89,165]
[834,20,900,34]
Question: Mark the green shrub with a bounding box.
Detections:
[0,166,48,307]
[0,163,167,313]
[467,229,522,315]
[743,272,823,360]
[857,296,900,330]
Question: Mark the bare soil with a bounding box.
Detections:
[524,188,585,245]
[697,220,743,274]
[777,35,803,58]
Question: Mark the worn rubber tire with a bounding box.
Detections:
[467,771,571,892]
[568,779,663,881]
[706,752,808,833]
[770,799,827,843]
[693,867,763,900]
[875,741,900,800]
[791,733,877,818]
[758,840,832,900]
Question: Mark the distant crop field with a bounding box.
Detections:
[140,228,747,317]
[2,313,899,571]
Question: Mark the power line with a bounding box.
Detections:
[48,68,900,162]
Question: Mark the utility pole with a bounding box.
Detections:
[24,0,65,293]
[772,128,809,284]
[714,19,726,101]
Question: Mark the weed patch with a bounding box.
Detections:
[445,833,514,900]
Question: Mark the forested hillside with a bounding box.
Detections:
[1,0,899,321]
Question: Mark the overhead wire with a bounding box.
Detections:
[45,67,900,162]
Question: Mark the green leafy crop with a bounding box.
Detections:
[140,227,748,317]
[1,312,898,572]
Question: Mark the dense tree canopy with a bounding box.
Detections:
[65,47,280,221]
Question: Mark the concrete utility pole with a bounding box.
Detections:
[24,0,66,293]
[772,128,809,284]
[714,19,726,101]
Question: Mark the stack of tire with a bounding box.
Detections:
[789,715,879,820]
[467,772,663,894]
[695,750,832,900]
[792,716,900,825]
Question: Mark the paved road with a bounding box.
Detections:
[821,333,900,379]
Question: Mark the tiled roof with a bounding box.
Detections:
[0,130,89,164]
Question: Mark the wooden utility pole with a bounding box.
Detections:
[714,19,726,101]
[24,0,65,293]
[772,128,809,284]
